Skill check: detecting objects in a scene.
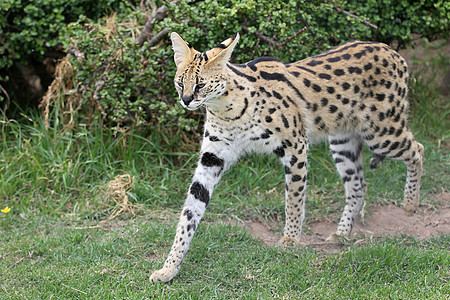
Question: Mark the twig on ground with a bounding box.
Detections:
[61,283,88,295]
[0,250,21,260]
[66,224,110,231]
[8,251,33,270]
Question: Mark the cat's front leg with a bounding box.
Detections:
[150,141,237,282]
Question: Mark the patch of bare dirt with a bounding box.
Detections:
[231,191,449,254]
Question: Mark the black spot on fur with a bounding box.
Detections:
[319,73,332,80]
[273,146,285,157]
[190,182,210,205]
[284,166,291,174]
[329,105,338,113]
[354,51,366,59]
[345,169,355,175]
[289,155,298,166]
[273,90,283,99]
[342,53,351,60]
[306,60,323,66]
[281,114,290,128]
[348,66,362,74]
[327,56,341,63]
[201,152,225,168]
[334,69,345,76]
[376,93,385,101]
[261,129,273,139]
[303,78,311,87]
[183,209,193,221]
[364,63,372,71]
[292,175,302,182]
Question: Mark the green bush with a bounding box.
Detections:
[345,0,449,49]
[0,0,133,70]
[53,0,448,138]
[2,0,448,138]
[0,0,136,105]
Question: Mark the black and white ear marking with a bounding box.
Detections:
[206,33,240,66]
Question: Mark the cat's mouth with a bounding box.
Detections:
[180,99,205,111]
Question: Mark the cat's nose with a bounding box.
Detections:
[181,95,193,106]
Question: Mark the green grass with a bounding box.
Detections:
[1,45,449,298]
[1,217,449,298]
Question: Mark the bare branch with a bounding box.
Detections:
[336,8,378,30]
[242,25,281,47]
[147,27,170,47]
[136,1,179,47]
[67,46,84,62]
[93,79,107,118]
[137,5,169,46]
[242,25,308,49]
[281,26,308,47]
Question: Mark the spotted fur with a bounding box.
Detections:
[150,32,424,282]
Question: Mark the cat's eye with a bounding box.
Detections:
[195,84,205,93]
[177,82,184,88]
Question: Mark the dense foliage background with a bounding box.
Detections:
[0,0,448,138]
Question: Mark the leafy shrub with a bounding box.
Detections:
[52,0,448,139]
[0,0,136,104]
[345,0,449,49]
[3,0,448,140]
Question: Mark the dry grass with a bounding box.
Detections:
[102,174,143,220]
[40,56,81,131]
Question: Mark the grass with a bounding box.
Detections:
[1,43,449,298]
[1,217,449,298]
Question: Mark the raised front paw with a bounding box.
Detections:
[150,268,178,283]
[276,236,301,248]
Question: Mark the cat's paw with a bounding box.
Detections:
[276,236,300,248]
[150,268,178,283]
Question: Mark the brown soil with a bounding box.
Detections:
[230,191,449,254]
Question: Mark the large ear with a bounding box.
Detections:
[171,32,194,67]
[206,33,240,66]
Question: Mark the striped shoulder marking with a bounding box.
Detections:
[246,57,281,71]
[259,71,303,103]
[227,64,257,82]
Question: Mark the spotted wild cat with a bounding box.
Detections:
[150,32,424,282]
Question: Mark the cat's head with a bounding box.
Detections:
[170,32,239,110]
